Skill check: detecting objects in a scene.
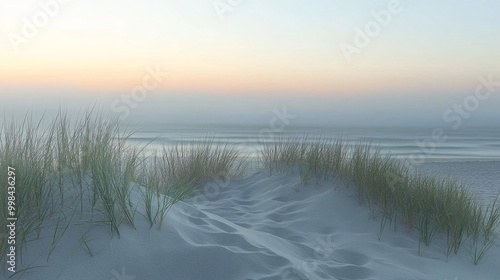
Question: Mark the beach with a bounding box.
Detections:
[7,170,500,280]
[2,1,500,279]
[1,122,498,280]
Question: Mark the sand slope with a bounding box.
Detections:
[7,172,500,280]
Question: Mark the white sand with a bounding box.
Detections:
[7,171,500,280]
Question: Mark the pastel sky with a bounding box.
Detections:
[0,0,499,126]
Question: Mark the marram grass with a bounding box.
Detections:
[261,137,500,264]
[162,138,248,188]
[0,110,246,266]
[0,112,498,267]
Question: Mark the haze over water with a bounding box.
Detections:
[1,0,499,206]
[124,123,500,205]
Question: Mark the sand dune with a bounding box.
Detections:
[9,171,500,280]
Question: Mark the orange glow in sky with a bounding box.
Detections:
[1,0,499,96]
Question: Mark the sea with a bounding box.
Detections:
[124,124,500,205]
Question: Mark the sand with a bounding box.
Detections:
[5,171,500,280]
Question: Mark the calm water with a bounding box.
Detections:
[126,125,500,160]
[124,124,500,203]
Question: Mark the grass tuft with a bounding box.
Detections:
[261,137,500,263]
[0,110,248,267]
[162,138,247,188]
[1,111,497,268]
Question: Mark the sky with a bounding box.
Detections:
[0,0,499,127]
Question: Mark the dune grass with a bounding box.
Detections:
[261,136,347,184]
[137,155,193,230]
[162,138,248,188]
[261,137,500,264]
[0,114,57,257]
[1,111,497,267]
[0,110,246,267]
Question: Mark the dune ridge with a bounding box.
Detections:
[9,171,500,280]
